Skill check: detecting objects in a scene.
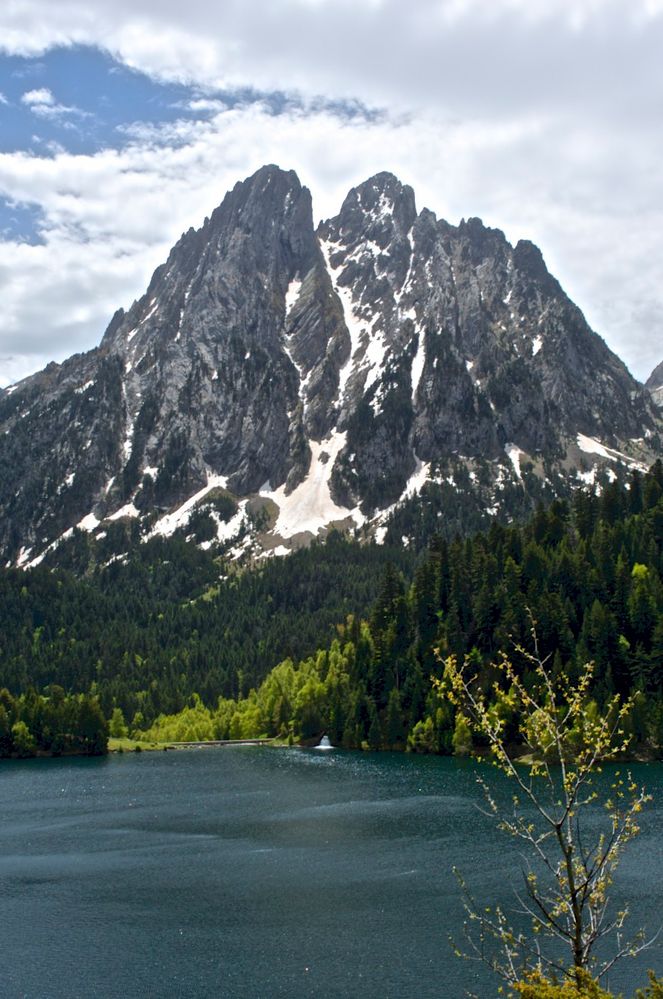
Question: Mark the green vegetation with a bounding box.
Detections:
[0,463,662,759]
[512,969,617,997]
[0,534,413,734]
[107,736,166,752]
[445,642,653,990]
[138,463,663,753]
[0,686,108,757]
[510,969,663,997]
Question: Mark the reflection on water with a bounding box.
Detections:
[0,749,660,999]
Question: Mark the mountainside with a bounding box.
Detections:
[647,360,663,408]
[1,165,660,568]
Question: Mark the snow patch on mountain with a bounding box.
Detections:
[376,190,395,221]
[23,526,76,569]
[261,431,361,538]
[78,513,100,532]
[320,239,368,404]
[151,474,229,538]
[577,434,628,464]
[282,316,313,413]
[285,278,302,316]
[577,433,617,460]
[123,419,135,460]
[576,433,649,473]
[283,337,308,393]
[394,232,416,306]
[505,444,523,480]
[15,546,32,568]
[57,472,75,493]
[258,544,291,559]
[109,502,140,521]
[363,326,388,395]
[199,502,247,550]
[411,332,426,402]
[349,239,383,264]
[576,467,597,485]
[215,503,246,542]
[404,457,431,497]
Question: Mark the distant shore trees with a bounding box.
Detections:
[0,687,108,758]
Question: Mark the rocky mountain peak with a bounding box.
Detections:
[0,165,660,569]
[209,164,308,239]
[329,171,417,249]
[512,238,559,293]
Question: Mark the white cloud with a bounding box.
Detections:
[1,1,662,117]
[20,85,88,122]
[0,92,8,105]
[0,0,662,383]
[21,87,55,106]
[185,98,228,114]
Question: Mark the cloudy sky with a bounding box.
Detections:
[0,0,662,387]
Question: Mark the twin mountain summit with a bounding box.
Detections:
[1,164,662,568]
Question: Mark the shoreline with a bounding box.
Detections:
[108,736,276,753]
[4,737,660,762]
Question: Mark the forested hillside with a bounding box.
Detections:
[0,534,413,738]
[138,463,663,754]
[1,464,662,758]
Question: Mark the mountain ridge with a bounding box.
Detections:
[1,164,660,568]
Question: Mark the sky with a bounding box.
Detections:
[0,0,662,388]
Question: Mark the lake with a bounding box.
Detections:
[1,748,661,998]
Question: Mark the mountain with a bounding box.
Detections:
[1,165,660,568]
[646,360,663,408]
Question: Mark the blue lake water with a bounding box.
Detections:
[1,749,661,998]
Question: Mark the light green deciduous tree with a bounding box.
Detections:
[440,626,658,992]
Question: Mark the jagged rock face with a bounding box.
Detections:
[646,360,663,408]
[317,174,659,512]
[100,166,342,500]
[1,165,661,566]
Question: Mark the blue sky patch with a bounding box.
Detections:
[0,46,202,156]
[0,198,45,244]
